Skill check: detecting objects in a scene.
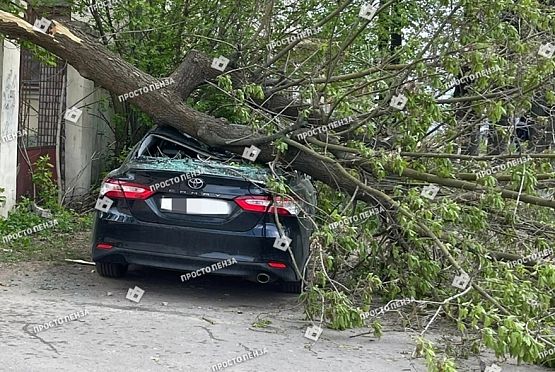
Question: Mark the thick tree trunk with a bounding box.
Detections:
[0,11,381,207]
[1,10,553,211]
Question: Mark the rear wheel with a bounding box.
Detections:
[96,262,128,278]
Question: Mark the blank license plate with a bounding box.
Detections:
[160,198,231,215]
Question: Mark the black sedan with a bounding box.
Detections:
[91,126,316,293]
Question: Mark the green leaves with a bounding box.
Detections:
[487,101,507,123]
[438,201,461,221]
[16,0,554,370]
[244,83,265,100]
[274,139,288,153]
[371,320,382,338]
[31,155,58,210]
[216,75,233,93]
[390,153,408,176]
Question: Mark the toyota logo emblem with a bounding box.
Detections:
[188,178,205,190]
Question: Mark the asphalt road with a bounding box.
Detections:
[0,262,549,372]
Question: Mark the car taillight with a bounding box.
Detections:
[234,195,300,215]
[96,243,113,250]
[268,261,287,269]
[100,178,154,200]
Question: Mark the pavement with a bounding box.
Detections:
[0,261,549,372]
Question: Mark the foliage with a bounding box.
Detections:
[252,319,272,328]
[0,155,91,261]
[5,0,555,370]
[31,155,58,210]
[0,197,92,253]
[417,338,458,372]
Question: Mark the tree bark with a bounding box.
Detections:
[0,11,381,207]
[1,10,553,211]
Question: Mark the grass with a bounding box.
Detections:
[0,202,93,263]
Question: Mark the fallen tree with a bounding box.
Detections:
[1,0,555,369]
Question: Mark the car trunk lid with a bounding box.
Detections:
[111,157,271,232]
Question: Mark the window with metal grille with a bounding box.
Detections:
[18,6,69,148]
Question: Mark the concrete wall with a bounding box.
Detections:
[0,5,114,213]
[0,39,21,218]
[64,66,114,202]
[90,87,115,183]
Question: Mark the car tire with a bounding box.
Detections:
[96,262,128,278]
[280,280,303,294]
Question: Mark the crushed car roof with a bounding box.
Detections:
[125,126,269,182]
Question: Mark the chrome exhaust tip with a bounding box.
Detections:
[256,273,271,284]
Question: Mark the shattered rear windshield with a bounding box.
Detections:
[128,157,270,183]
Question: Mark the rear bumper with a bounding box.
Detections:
[93,247,298,282]
[91,213,305,283]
